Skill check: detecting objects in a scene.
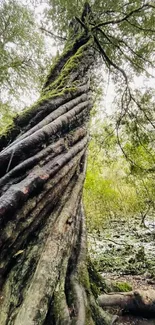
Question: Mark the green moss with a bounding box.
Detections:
[112,281,132,292]
[44,39,92,95]
[78,263,90,291]
[53,291,69,323]
[88,258,107,298]
[0,85,77,145]
[43,31,89,88]
[0,121,20,151]
[0,122,15,137]
[40,86,77,102]
[0,35,92,145]
[16,86,77,122]
[90,282,100,298]
[85,307,95,325]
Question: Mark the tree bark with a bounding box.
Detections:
[0,32,111,325]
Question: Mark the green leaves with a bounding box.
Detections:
[84,117,155,233]
[47,0,86,37]
[0,0,48,101]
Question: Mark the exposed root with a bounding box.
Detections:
[98,289,155,317]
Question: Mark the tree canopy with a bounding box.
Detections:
[47,0,155,76]
[44,0,155,172]
[0,0,52,128]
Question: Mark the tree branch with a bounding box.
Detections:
[92,4,155,29]
[126,18,155,33]
[75,16,88,31]
[40,27,67,41]
[93,35,128,83]
[96,27,150,74]
[100,30,155,69]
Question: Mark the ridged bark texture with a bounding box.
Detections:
[0,33,111,325]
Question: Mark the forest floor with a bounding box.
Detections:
[88,215,155,324]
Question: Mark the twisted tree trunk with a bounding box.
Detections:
[0,32,111,325]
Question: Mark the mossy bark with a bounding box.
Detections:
[0,31,111,325]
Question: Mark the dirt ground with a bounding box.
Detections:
[115,315,155,325]
[88,216,155,325]
[105,273,155,291]
[106,272,155,324]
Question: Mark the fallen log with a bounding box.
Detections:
[98,289,155,317]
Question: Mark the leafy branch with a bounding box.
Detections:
[91,3,155,29]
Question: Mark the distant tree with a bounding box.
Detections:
[0,0,49,118]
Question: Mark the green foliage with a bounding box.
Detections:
[46,0,86,37]
[0,0,48,100]
[84,119,155,232]
[115,88,155,174]
[47,0,155,76]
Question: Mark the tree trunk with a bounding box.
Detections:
[0,32,111,325]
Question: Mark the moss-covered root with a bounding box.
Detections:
[62,203,112,325]
[65,272,112,325]
[43,203,112,325]
[88,258,108,298]
[89,295,113,325]
[49,256,71,325]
